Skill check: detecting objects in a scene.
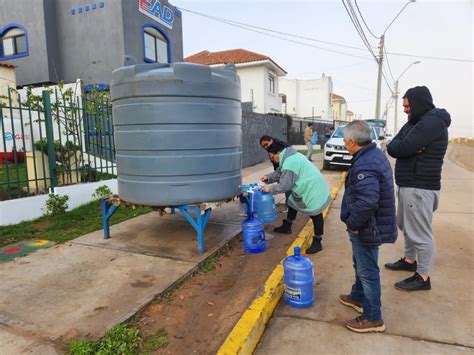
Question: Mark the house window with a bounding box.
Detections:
[0,25,28,60]
[268,74,275,94]
[143,25,170,63]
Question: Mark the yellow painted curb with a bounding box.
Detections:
[218,172,347,355]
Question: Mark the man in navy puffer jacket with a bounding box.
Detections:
[385,86,450,292]
[339,120,397,333]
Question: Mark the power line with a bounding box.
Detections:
[354,0,380,39]
[178,7,373,60]
[347,1,378,58]
[179,7,369,52]
[383,45,396,82]
[385,51,473,63]
[179,6,474,64]
[341,0,378,60]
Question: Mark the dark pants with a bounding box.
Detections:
[349,233,382,322]
[287,206,324,236]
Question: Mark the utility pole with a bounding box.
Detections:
[374,34,385,119]
[393,80,399,134]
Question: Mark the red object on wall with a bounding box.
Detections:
[0,151,25,165]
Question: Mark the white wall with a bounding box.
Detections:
[280,75,333,120]
[0,66,17,106]
[264,67,282,113]
[236,65,265,113]
[0,179,118,225]
[214,63,284,114]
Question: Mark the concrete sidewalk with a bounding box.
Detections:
[256,147,474,354]
[0,153,337,354]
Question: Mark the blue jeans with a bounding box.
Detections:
[349,233,382,322]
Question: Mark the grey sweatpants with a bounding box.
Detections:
[306,141,313,160]
[397,187,440,275]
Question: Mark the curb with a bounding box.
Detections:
[218,172,347,355]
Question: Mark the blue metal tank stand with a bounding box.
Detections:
[101,199,212,255]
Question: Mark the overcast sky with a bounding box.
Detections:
[172,0,473,137]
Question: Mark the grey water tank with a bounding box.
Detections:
[110,62,242,206]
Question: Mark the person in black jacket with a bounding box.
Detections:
[385,86,451,292]
[340,120,397,333]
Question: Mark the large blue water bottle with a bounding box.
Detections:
[242,216,267,253]
[283,246,314,308]
[252,189,277,223]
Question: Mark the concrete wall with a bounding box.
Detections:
[0,0,52,86]
[54,0,125,86]
[280,75,333,120]
[1,0,183,87]
[241,104,287,168]
[121,0,183,64]
[0,179,118,226]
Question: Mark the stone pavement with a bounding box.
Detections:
[256,147,474,354]
[0,152,336,354]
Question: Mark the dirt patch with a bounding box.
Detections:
[33,220,51,231]
[131,214,309,354]
[448,142,474,172]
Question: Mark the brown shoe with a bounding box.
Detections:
[339,294,363,313]
[345,315,385,333]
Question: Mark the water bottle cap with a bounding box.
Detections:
[294,246,301,256]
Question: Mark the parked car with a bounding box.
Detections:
[323,125,379,170]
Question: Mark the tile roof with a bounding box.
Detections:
[0,61,16,69]
[184,49,286,74]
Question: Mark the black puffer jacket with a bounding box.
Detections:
[387,86,451,191]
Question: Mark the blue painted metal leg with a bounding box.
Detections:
[101,199,119,239]
[177,205,212,255]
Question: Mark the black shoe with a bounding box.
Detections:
[385,257,417,271]
[306,237,322,254]
[395,273,431,292]
[274,220,292,234]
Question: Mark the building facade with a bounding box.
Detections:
[279,74,333,120]
[185,49,286,114]
[331,93,347,121]
[0,0,183,88]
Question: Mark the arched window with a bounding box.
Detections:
[142,24,171,63]
[0,24,28,60]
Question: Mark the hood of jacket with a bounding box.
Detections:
[403,86,435,122]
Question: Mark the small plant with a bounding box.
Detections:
[69,325,140,355]
[69,339,99,354]
[44,193,69,216]
[93,185,112,199]
[199,255,218,273]
[141,328,169,353]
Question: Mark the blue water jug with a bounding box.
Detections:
[283,246,314,308]
[242,216,266,253]
[252,189,277,223]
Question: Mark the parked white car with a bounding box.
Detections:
[323,125,380,170]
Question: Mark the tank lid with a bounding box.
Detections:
[110,62,241,102]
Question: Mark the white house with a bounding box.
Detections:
[0,61,18,106]
[279,74,333,120]
[332,93,348,121]
[184,49,287,114]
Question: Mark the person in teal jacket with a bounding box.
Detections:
[260,141,331,254]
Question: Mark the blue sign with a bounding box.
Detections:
[139,0,174,29]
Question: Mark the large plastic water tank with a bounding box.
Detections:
[110,62,242,206]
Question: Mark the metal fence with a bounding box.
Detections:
[0,86,115,201]
[287,117,335,146]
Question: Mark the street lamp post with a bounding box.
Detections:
[393,60,421,133]
[374,0,416,119]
